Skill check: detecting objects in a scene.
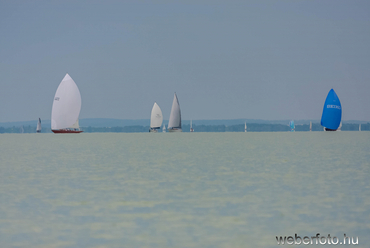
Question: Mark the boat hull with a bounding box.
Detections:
[52,129,83,134]
[149,127,161,133]
[324,128,337,131]
[168,128,182,132]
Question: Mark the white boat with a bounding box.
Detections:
[20,126,24,133]
[51,74,83,133]
[168,93,182,132]
[309,121,312,131]
[149,102,163,132]
[244,122,247,132]
[163,124,166,133]
[190,119,194,132]
[36,118,41,133]
[359,123,361,131]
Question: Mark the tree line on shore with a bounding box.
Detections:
[1,123,369,133]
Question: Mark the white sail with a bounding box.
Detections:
[359,123,361,131]
[70,119,80,129]
[163,124,166,132]
[310,121,312,131]
[150,102,163,129]
[168,93,181,131]
[51,74,82,130]
[36,118,41,132]
[244,122,247,132]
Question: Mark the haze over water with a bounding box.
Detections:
[0,132,369,247]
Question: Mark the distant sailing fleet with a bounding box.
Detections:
[35,73,346,134]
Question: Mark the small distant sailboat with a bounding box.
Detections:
[359,123,361,131]
[168,93,182,132]
[244,122,247,132]
[20,126,24,133]
[190,119,194,132]
[51,74,83,133]
[321,89,342,131]
[289,120,295,132]
[337,121,342,131]
[309,121,312,132]
[149,102,163,132]
[163,124,166,133]
[36,118,41,133]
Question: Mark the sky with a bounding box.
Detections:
[1,0,370,122]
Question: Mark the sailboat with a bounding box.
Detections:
[168,93,182,132]
[190,120,194,132]
[309,121,312,131]
[289,120,295,132]
[51,74,83,133]
[337,121,342,131]
[321,89,342,131]
[149,102,163,132]
[163,124,166,133]
[244,122,247,132]
[359,123,361,131]
[36,118,41,133]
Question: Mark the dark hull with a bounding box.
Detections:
[52,129,83,134]
[324,128,337,131]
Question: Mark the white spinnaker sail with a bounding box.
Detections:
[150,102,163,128]
[51,74,82,130]
[168,93,181,129]
[36,118,41,132]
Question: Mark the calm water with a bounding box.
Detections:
[0,132,369,247]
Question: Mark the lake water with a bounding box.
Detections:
[0,132,369,247]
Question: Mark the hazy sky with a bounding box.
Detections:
[1,0,369,122]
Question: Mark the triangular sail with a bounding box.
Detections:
[168,93,181,129]
[163,124,166,132]
[309,121,312,131]
[51,74,82,130]
[337,121,342,131]
[70,119,80,129]
[150,102,163,129]
[321,89,342,130]
[36,118,42,132]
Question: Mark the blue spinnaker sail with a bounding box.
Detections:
[321,89,342,130]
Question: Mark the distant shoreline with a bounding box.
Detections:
[1,120,368,134]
